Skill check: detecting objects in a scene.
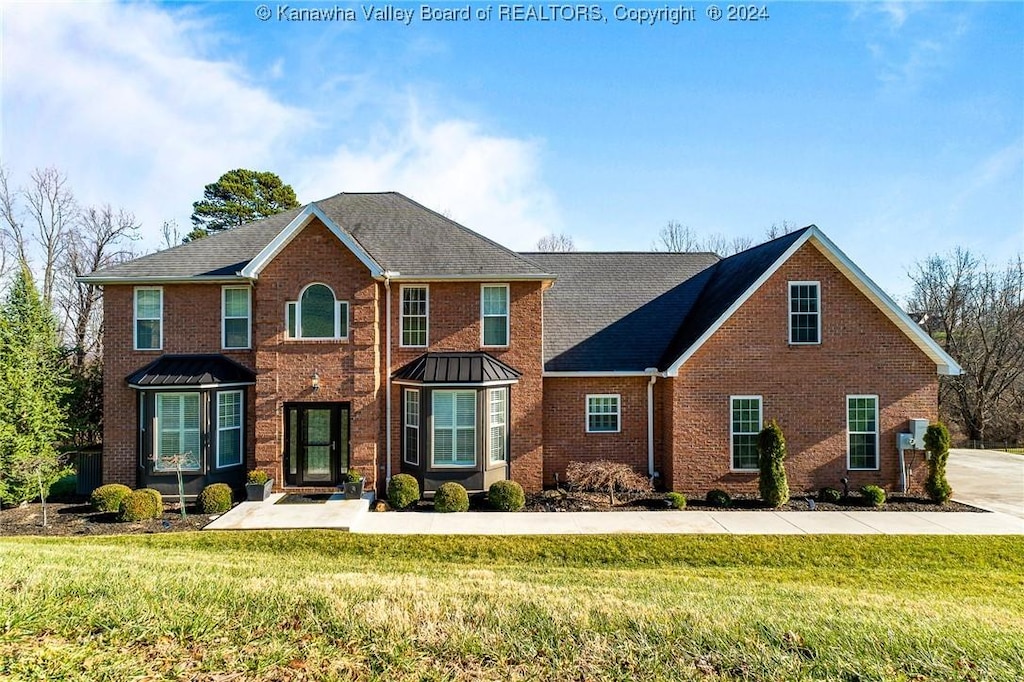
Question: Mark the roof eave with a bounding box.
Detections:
[76,275,253,285]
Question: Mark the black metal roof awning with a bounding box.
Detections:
[127,354,256,388]
[393,352,521,385]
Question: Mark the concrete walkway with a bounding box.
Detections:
[205,494,1024,534]
[947,448,1024,519]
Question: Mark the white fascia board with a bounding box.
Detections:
[664,229,814,377]
[543,371,653,378]
[808,230,963,376]
[240,203,384,279]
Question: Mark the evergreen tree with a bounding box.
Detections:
[757,419,790,508]
[188,169,300,240]
[924,422,953,504]
[0,267,71,517]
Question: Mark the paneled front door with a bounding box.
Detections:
[284,403,349,487]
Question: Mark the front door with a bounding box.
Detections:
[285,403,349,487]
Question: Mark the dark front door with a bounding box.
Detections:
[285,403,349,487]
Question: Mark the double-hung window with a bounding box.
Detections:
[847,395,879,470]
[216,391,243,468]
[134,287,163,350]
[222,287,251,349]
[401,286,428,347]
[154,393,201,471]
[404,389,420,465]
[481,284,509,346]
[586,394,620,433]
[489,387,508,464]
[432,390,476,467]
[789,281,820,344]
[730,396,762,471]
[286,283,349,340]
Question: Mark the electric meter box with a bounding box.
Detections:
[910,419,929,447]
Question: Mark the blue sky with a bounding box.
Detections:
[2,1,1021,300]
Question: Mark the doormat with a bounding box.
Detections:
[275,493,337,505]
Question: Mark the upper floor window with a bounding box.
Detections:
[401,285,428,347]
[730,396,762,471]
[134,287,163,350]
[286,283,349,340]
[789,281,820,344]
[847,395,879,470]
[222,287,251,349]
[586,394,620,433]
[481,284,509,347]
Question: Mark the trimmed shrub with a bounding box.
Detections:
[118,489,160,521]
[90,483,132,513]
[197,483,232,514]
[565,460,653,505]
[706,489,731,508]
[49,474,77,501]
[818,487,842,504]
[860,485,886,508]
[666,492,687,510]
[140,488,163,513]
[434,482,469,513]
[924,422,953,504]
[488,480,526,511]
[757,419,790,507]
[387,473,420,510]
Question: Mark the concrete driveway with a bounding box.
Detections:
[947,448,1024,519]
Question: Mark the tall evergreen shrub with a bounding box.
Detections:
[924,422,953,504]
[758,419,790,508]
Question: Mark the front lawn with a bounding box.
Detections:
[1,534,1022,681]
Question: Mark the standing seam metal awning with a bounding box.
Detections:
[127,354,256,388]
[392,352,521,384]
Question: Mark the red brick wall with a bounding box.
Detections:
[386,281,546,492]
[665,241,938,497]
[101,284,255,487]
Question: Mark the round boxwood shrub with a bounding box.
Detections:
[118,489,160,522]
[488,480,525,511]
[197,483,233,514]
[665,492,687,510]
[434,482,469,513]
[90,483,132,513]
[818,487,842,504]
[140,488,163,512]
[860,485,886,508]
[387,473,420,510]
[706,489,731,508]
[49,474,77,501]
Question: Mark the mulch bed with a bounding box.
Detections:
[0,498,214,537]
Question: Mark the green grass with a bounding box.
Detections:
[2,534,1023,681]
[1000,448,1024,455]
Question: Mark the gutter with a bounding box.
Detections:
[644,367,661,481]
[384,271,399,487]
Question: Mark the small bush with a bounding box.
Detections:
[246,470,269,486]
[860,485,886,508]
[757,420,790,507]
[345,469,364,483]
[706,489,732,508]
[565,460,653,505]
[924,422,953,504]
[387,473,420,510]
[434,482,469,513]
[91,483,132,513]
[118,489,160,521]
[48,474,77,501]
[198,483,233,514]
[666,492,687,510]
[488,480,525,511]
[818,487,842,504]
[140,488,163,512]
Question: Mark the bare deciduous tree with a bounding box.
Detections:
[161,219,181,250]
[535,232,576,252]
[22,167,78,306]
[0,165,29,272]
[765,220,797,240]
[652,221,754,256]
[908,250,1024,443]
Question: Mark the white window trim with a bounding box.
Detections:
[488,387,508,464]
[400,284,429,348]
[154,391,201,472]
[847,394,880,471]
[788,280,821,345]
[285,283,349,340]
[585,393,621,434]
[480,283,510,348]
[221,286,252,350]
[729,395,763,472]
[133,286,163,351]
[215,390,244,469]
[404,388,420,466]
[431,389,477,468]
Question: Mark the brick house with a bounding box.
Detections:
[82,192,960,499]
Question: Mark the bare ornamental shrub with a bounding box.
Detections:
[565,460,652,505]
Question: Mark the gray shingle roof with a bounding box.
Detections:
[86,192,552,281]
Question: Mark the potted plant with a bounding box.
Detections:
[342,469,365,500]
[245,469,273,502]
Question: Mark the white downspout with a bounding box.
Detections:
[384,272,397,485]
[645,367,659,480]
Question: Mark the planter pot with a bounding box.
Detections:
[342,479,365,500]
[246,479,273,502]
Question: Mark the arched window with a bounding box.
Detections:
[286,284,349,339]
